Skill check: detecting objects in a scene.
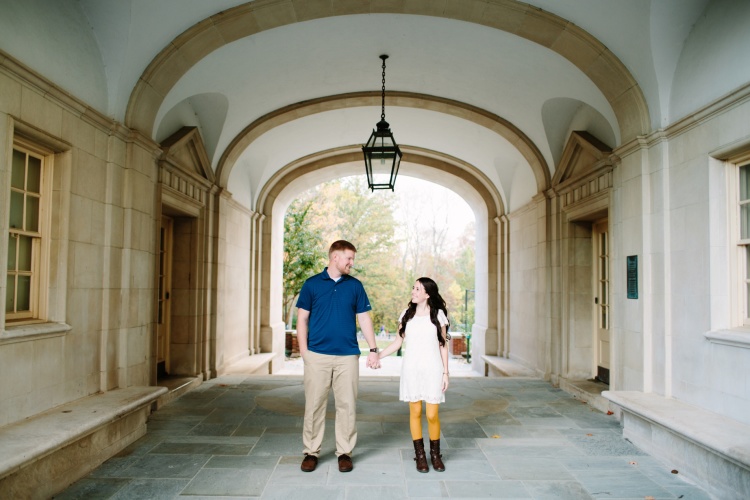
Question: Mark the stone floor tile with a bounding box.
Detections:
[205,455,280,469]
[405,480,450,497]
[188,423,240,437]
[110,478,190,499]
[352,447,403,464]
[181,467,272,496]
[53,477,129,499]
[488,457,575,481]
[521,480,594,500]
[249,432,308,455]
[149,441,254,455]
[259,484,345,499]
[443,437,479,449]
[344,484,408,499]
[118,453,211,478]
[267,463,330,485]
[441,421,488,438]
[326,463,404,485]
[443,479,532,498]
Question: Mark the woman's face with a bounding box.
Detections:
[411,281,430,305]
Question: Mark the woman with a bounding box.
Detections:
[379,277,450,472]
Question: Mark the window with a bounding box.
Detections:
[740,161,750,326]
[5,142,49,323]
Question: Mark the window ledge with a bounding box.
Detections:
[1,322,72,344]
[705,328,750,349]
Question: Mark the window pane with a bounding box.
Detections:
[742,203,750,240]
[741,165,750,202]
[26,155,41,193]
[5,275,15,313]
[26,195,39,232]
[18,235,32,271]
[17,275,31,311]
[12,150,26,189]
[9,191,24,229]
[7,234,16,270]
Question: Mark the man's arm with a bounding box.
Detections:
[357,311,380,369]
[297,308,310,358]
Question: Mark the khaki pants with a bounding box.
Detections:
[302,350,359,457]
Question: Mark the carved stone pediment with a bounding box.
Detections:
[552,131,612,188]
[159,126,215,184]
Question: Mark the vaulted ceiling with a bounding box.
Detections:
[4,0,741,212]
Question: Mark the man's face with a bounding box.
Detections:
[333,249,356,275]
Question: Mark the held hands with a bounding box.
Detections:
[366,351,381,369]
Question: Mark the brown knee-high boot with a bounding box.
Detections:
[429,439,445,471]
[413,439,429,473]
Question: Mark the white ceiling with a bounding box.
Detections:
[5,0,741,212]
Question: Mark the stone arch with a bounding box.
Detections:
[218,92,550,197]
[125,0,650,147]
[253,147,504,373]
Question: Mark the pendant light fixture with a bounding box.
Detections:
[362,54,402,191]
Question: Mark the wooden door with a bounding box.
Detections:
[593,219,610,384]
[157,215,173,375]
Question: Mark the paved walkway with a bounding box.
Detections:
[56,370,713,499]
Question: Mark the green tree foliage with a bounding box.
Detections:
[283,198,326,327]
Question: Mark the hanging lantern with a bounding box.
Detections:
[362,55,402,191]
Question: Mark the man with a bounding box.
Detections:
[295,240,381,473]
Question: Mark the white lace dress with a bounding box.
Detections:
[399,309,448,404]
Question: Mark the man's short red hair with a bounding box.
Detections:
[328,240,357,257]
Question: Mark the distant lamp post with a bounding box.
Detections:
[464,289,475,362]
[362,54,402,191]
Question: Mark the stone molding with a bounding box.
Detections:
[124,0,649,148]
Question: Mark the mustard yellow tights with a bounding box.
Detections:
[409,401,440,441]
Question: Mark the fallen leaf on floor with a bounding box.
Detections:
[586,433,593,436]
[607,411,614,415]
[671,469,679,474]
[491,434,501,439]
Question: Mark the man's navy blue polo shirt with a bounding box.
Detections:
[296,267,371,355]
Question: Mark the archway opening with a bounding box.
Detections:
[276,174,479,375]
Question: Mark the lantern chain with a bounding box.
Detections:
[381,55,387,121]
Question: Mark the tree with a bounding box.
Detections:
[283,198,325,327]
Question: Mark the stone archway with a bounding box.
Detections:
[215,92,551,196]
[251,147,505,373]
[125,0,650,144]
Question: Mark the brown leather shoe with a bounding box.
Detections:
[338,454,353,472]
[300,454,318,472]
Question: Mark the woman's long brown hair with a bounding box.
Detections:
[398,277,450,347]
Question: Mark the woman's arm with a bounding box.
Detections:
[378,334,403,359]
[440,325,450,392]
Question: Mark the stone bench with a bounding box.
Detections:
[481,355,537,377]
[0,386,166,499]
[604,390,750,500]
[220,352,276,375]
